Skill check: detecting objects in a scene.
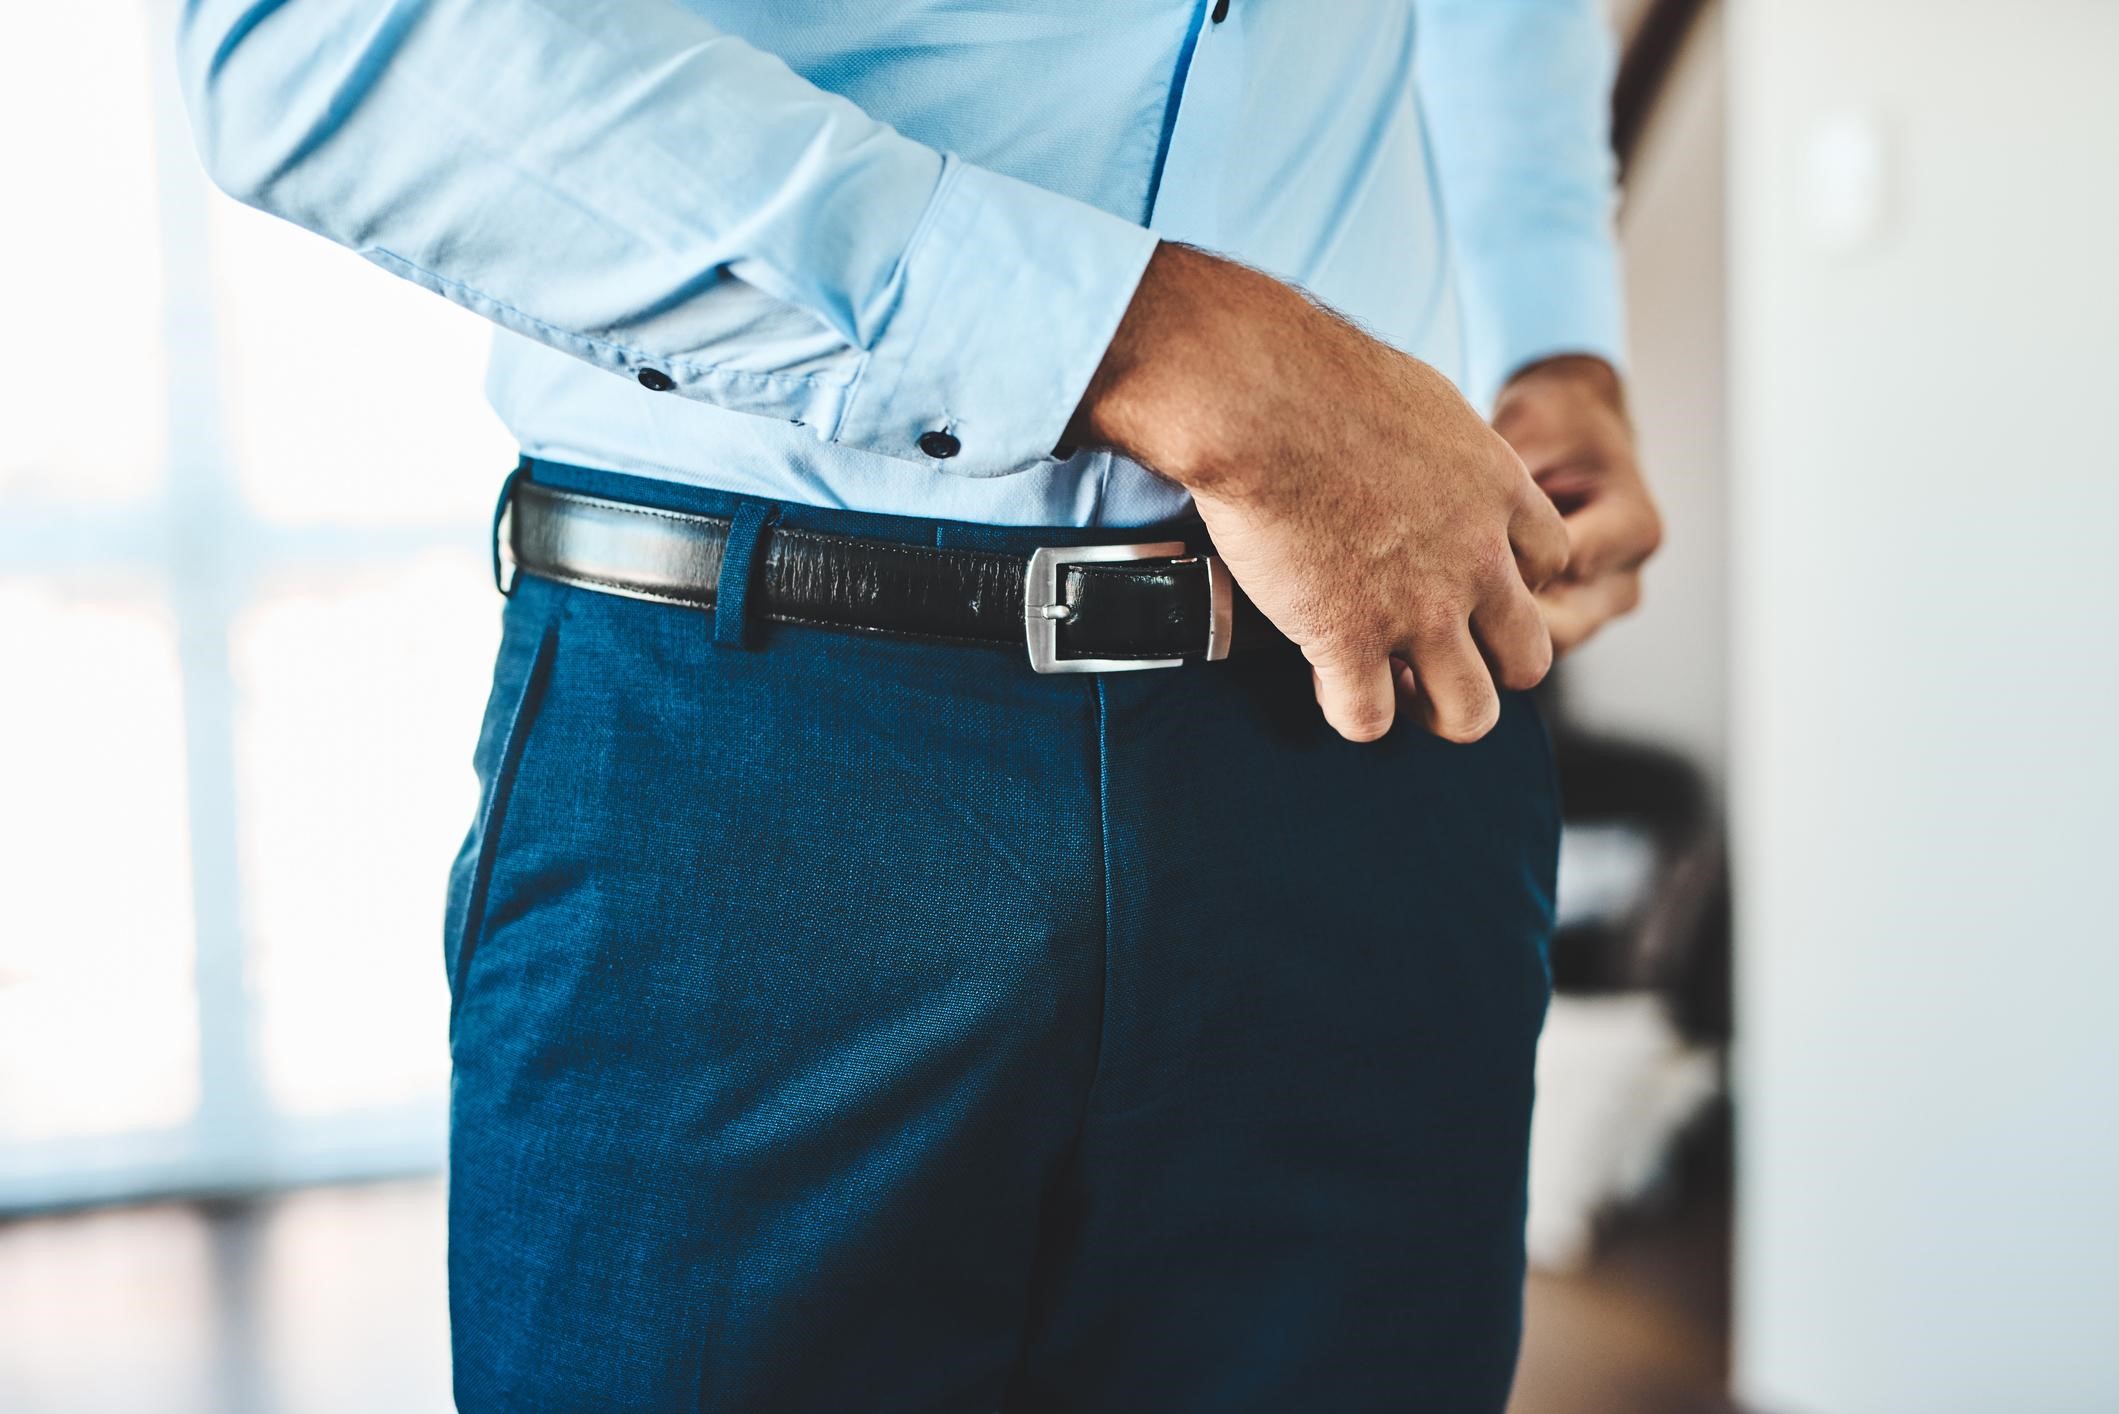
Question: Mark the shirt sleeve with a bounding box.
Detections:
[176,0,1158,478]
[1414,0,1627,410]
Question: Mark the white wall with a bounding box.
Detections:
[1729,3,2119,1410]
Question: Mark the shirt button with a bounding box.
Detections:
[917,430,962,459]
[1211,0,1229,21]
[636,368,675,392]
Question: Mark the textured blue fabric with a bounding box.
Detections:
[177,0,1622,528]
[711,500,778,648]
[443,459,1560,1411]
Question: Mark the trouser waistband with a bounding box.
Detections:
[498,456,1269,671]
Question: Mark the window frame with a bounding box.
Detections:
[0,5,483,1211]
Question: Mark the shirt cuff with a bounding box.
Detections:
[831,157,1160,478]
[1459,234,1628,413]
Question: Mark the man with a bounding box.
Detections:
[177,1,1662,1409]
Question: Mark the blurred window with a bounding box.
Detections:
[0,2,515,1208]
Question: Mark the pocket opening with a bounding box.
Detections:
[446,605,563,1039]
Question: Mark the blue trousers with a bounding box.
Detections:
[445,459,1558,1413]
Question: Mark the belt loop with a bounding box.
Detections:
[491,458,528,596]
[713,500,779,649]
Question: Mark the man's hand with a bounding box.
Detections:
[1068,243,1568,744]
[1491,356,1663,655]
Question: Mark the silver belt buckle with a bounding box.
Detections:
[1024,542,1234,674]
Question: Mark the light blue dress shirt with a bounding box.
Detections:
[178,0,1623,528]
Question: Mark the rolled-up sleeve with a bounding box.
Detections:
[177,0,1157,477]
[1415,0,1626,409]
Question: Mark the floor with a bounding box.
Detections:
[0,1167,1736,1413]
[1514,1160,1736,1414]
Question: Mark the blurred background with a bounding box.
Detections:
[2,2,2114,1411]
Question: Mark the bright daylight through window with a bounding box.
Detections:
[0,0,515,1208]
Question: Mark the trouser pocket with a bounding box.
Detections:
[442,583,563,1042]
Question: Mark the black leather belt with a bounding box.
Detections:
[499,480,1240,671]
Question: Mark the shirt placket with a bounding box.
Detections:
[1144,0,1247,251]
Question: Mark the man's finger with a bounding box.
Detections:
[1310,653,1398,743]
[1558,490,1662,583]
[1540,570,1643,655]
[1541,589,1599,655]
[1403,622,1502,743]
[1509,488,1571,590]
[1472,578,1554,692]
[1392,657,1421,713]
